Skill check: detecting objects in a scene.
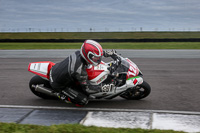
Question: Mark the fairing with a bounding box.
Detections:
[126,58,139,80]
[86,61,110,85]
[28,61,55,80]
[115,57,140,80]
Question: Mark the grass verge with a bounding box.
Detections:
[0,122,186,133]
[1,32,200,39]
[0,42,200,49]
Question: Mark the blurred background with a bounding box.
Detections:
[0,0,200,32]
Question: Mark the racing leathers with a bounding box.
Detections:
[50,50,99,106]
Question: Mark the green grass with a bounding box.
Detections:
[0,122,186,133]
[0,42,200,49]
[1,32,199,49]
[0,32,200,39]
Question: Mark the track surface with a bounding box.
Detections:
[1,57,200,112]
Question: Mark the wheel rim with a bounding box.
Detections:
[123,85,148,99]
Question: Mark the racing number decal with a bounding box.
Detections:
[102,84,115,92]
[128,65,137,77]
[126,59,139,79]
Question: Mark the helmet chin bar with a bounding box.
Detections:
[91,61,98,66]
[81,50,98,66]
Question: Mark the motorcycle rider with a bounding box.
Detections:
[50,40,120,106]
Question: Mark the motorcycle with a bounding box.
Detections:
[28,53,151,104]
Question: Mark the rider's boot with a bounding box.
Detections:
[60,87,88,106]
[57,93,72,104]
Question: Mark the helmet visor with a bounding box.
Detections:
[89,53,102,65]
[92,56,102,64]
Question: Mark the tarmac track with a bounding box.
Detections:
[1,56,200,112]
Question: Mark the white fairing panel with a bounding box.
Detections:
[126,76,143,88]
[29,63,49,75]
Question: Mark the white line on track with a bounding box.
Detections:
[0,104,200,115]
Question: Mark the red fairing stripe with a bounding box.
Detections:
[133,78,138,85]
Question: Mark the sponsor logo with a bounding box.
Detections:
[101,84,115,92]
[96,75,106,84]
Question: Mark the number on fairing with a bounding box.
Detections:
[129,65,136,75]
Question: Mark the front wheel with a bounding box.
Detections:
[120,81,151,100]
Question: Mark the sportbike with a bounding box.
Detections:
[28,53,151,104]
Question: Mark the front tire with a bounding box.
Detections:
[120,81,151,100]
[29,75,57,99]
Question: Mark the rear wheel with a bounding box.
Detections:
[29,75,57,99]
[120,81,151,100]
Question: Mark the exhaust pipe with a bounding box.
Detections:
[32,84,57,97]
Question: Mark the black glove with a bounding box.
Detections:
[103,49,117,57]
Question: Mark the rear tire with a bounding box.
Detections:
[120,81,151,100]
[29,75,57,99]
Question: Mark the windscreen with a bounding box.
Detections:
[115,57,129,73]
